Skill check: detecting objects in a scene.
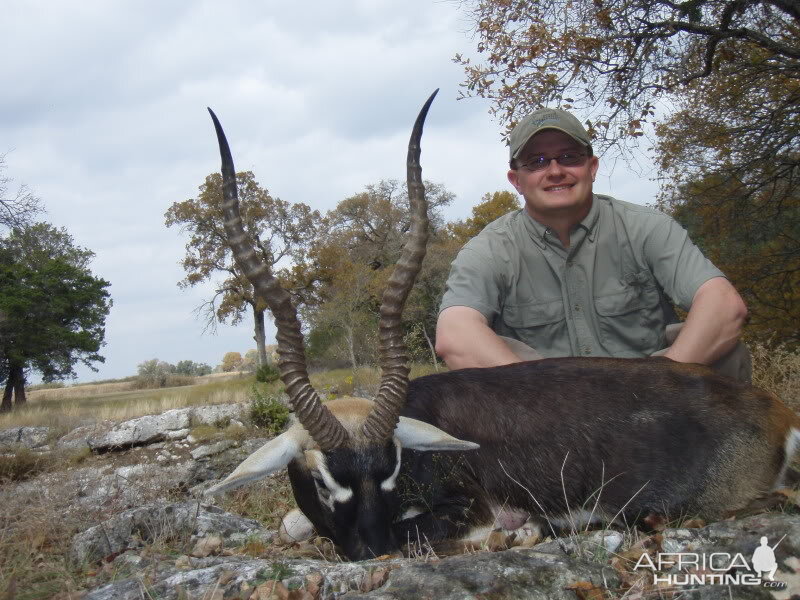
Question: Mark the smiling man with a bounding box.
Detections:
[436,108,751,381]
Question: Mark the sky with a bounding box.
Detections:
[1,0,659,383]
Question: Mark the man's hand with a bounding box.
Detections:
[663,277,747,365]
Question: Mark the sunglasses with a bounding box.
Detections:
[518,152,588,172]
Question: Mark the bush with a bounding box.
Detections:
[249,385,290,434]
[750,340,800,413]
[256,363,281,383]
[0,448,48,482]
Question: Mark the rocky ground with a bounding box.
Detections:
[1,403,799,599]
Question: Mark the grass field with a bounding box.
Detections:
[1,364,443,432]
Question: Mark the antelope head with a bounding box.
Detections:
[204,91,478,559]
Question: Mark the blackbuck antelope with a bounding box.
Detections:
[205,93,800,561]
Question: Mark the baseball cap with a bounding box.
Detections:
[509,108,591,160]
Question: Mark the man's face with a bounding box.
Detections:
[507,129,599,223]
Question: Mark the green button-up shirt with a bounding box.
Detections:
[439,195,725,358]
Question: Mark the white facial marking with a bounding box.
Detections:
[309,450,353,509]
[381,440,402,492]
[398,506,425,521]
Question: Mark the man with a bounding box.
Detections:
[436,108,750,381]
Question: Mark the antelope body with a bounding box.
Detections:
[204,93,800,561]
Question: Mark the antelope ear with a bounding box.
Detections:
[205,426,307,496]
[394,416,480,452]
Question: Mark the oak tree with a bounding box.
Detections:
[302,180,455,367]
[166,172,320,366]
[0,224,111,411]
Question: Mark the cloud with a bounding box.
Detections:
[1,0,658,382]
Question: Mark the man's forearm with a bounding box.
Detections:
[663,278,747,365]
[436,307,523,369]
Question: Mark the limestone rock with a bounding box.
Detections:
[87,409,191,450]
[70,502,273,564]
[0,426,50,449]
[191,439,237,460]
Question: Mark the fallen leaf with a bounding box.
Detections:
[304,573,323,598]
[642,513,667,531]
[565,580,608,599]
[360,567,390,592]
[251,580,290,600]
[515,533,542,548]
[680,518,706,529]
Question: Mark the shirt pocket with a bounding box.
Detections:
[499,299,567,355]
[594,276,663,356]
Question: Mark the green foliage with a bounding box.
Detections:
[174,359,212,376]
[257,562,296,583]
[256,362,280,383]
[0,223,111,411]
[134,359,194,389]
[298,179,456,368]
[249,385,290,434]
[136,359,172,388]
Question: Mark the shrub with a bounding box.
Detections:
[256,362,281,383]
[750,340,800,413]
[249,385,289,434]
[0,448,48,482]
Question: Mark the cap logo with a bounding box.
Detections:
[530,112,561,126]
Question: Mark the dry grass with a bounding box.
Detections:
[310,363,443,397]
[2,376,258,431]
[219,472,296,530]
[27,380,138,402]
[750,340,800,412]
[0,494,86,599]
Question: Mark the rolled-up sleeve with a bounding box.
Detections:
[439,244,502,323]
[643,217,725,310]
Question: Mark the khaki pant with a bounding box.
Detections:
[501,323,752,383]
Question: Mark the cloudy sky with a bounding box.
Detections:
[1,0,658,383]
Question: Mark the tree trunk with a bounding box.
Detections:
[12,364,26,407]
[1,374,12,413]
[344,324,358,372]
[253,305,268,366]
[421,324,439,372]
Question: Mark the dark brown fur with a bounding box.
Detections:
[391,357,799,540]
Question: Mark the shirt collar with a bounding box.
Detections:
[521,195,600,248]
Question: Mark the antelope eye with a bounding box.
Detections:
[311,472,330,495]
